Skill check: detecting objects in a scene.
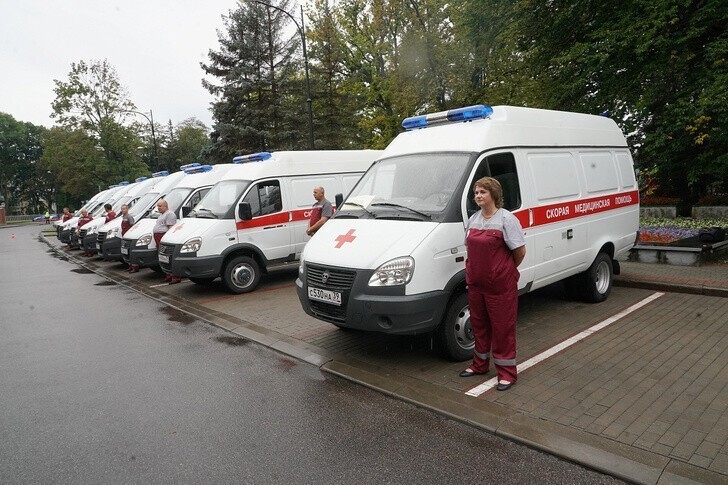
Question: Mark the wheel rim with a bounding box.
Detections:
[595,260,611,294]
[453,305,474,350]
[231,263,255,289]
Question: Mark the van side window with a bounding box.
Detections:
[243,180,282,217]
[467,152,522,215]
[187,188,210,210]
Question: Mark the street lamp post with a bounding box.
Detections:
[249,0,314,149]
[122,109,159,169]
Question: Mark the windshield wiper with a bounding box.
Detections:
[370,202,431,220]
[195,208,218,219]
[338,202,375,219]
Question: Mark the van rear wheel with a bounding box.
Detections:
[583,252,613,303]
[222,256,261,294]
[436,292,474,361]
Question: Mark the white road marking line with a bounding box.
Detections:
[465,292,665,397]
[148,281,192,288]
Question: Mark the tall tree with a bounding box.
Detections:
[0,113,46,213]
[50,59,148,192]
[202,1,305,160]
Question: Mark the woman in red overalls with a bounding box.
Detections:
[460,177,526,391]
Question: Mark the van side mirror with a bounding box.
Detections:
[238,202,253,221]
[181,206,192,218]
[334,193,343,209]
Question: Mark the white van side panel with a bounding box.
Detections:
[407,222,466,295]
[580,152,619,194]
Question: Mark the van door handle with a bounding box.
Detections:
[565,229,573,240]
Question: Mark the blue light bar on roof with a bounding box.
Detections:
[135,176,148,182]
[179,163,202,170]
[119,181,130,185]
[152,170,169,178]
[184,164,213,174]
[233,152,272,164]
[401,104,494,130]
[108,184,119,188]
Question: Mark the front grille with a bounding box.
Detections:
[79,229,87,238]
[306,264,356,323]
[121,240,131,251]
[306,264,356,289]
[96,232,106,243]
[159,243,175,256]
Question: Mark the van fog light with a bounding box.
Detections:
[369,257,414,286]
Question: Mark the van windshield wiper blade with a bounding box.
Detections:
[370,202,430,220]
[195,208,218,219]
[339,201,375,219]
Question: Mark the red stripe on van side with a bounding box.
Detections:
[233,207,328,231]
[530,190,639,227]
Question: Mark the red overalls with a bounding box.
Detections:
[466,228,519,383]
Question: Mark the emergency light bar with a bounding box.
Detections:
[152,170,169,178]
[401,104,493,130]
[119,181,130,185]
[179,163,201,170]
[233,152,272,163]
[184,164,213,174]
[135,177,148,182]
[108,184,119,188]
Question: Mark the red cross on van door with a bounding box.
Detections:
[334,229,357,248]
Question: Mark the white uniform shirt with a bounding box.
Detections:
[466,209,526,250]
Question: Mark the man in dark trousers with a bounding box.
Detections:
[153,199,180,284]
[77,209,94,256]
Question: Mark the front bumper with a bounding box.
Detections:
[100,237,122,260]
[81,234,97,253]
[296,262,449,335]
[158,243,223,278]
[60,228,72,244]
[123,239,159,267]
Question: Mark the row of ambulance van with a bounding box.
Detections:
[58,104,640,361]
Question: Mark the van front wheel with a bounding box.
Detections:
[436,292,474,361]
[584,252,613,303]
[222,256,261,294]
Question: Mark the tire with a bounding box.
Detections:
[435,291,474,361]
[190,277,216,285]
[222,255,261,294]
[583,252,613,303]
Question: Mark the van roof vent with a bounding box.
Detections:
[233,152,272,163]
[402,104,493,130]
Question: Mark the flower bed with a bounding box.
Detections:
[638,217,728,244]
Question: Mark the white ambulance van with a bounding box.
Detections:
[296,105,640,360]
[121,163,235,270]
[56,187,112,243]
[67,184,129,248]
[159,150,382,293]
[97,169,190,261]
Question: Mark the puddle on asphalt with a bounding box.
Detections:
[46,248,69,262]
[214,336,249,346]
[70,268,94,274]
[160,306,197,325]
[94,280,116,286]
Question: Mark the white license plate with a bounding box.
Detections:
[96,243,101,250]
[159,254,169,264]
[308,286,342,306]
[121,247,128,255]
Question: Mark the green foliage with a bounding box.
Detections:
[202,0,306,160]
[158,118,211,169]
[40,127,108,198]
[0,112,49,213]
[640,216,728,229]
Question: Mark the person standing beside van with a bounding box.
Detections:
[103,203,116,223]
[77,209,94,256]
[119,204,139,273]
[460,177,526,392]
[306,186,333,237]
[154,200,181,284]
[62,207,73,222]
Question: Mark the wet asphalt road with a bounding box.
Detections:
[0,224,623,484]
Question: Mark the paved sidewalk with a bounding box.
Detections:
[615,261,728,297]
[45,234,728,484]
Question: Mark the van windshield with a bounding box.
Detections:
[148,188,191,219]
[339,153,470,221]
[191,180,250,219]
[129,192,161,218]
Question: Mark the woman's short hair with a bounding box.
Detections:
[473,177,504,209]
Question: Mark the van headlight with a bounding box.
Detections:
[180,237,202,254]
[107,227,119,238]
[368,257,414,286]
[136,233,152,247]
[299,260,305,275]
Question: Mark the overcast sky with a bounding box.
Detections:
[0,0,245,130]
